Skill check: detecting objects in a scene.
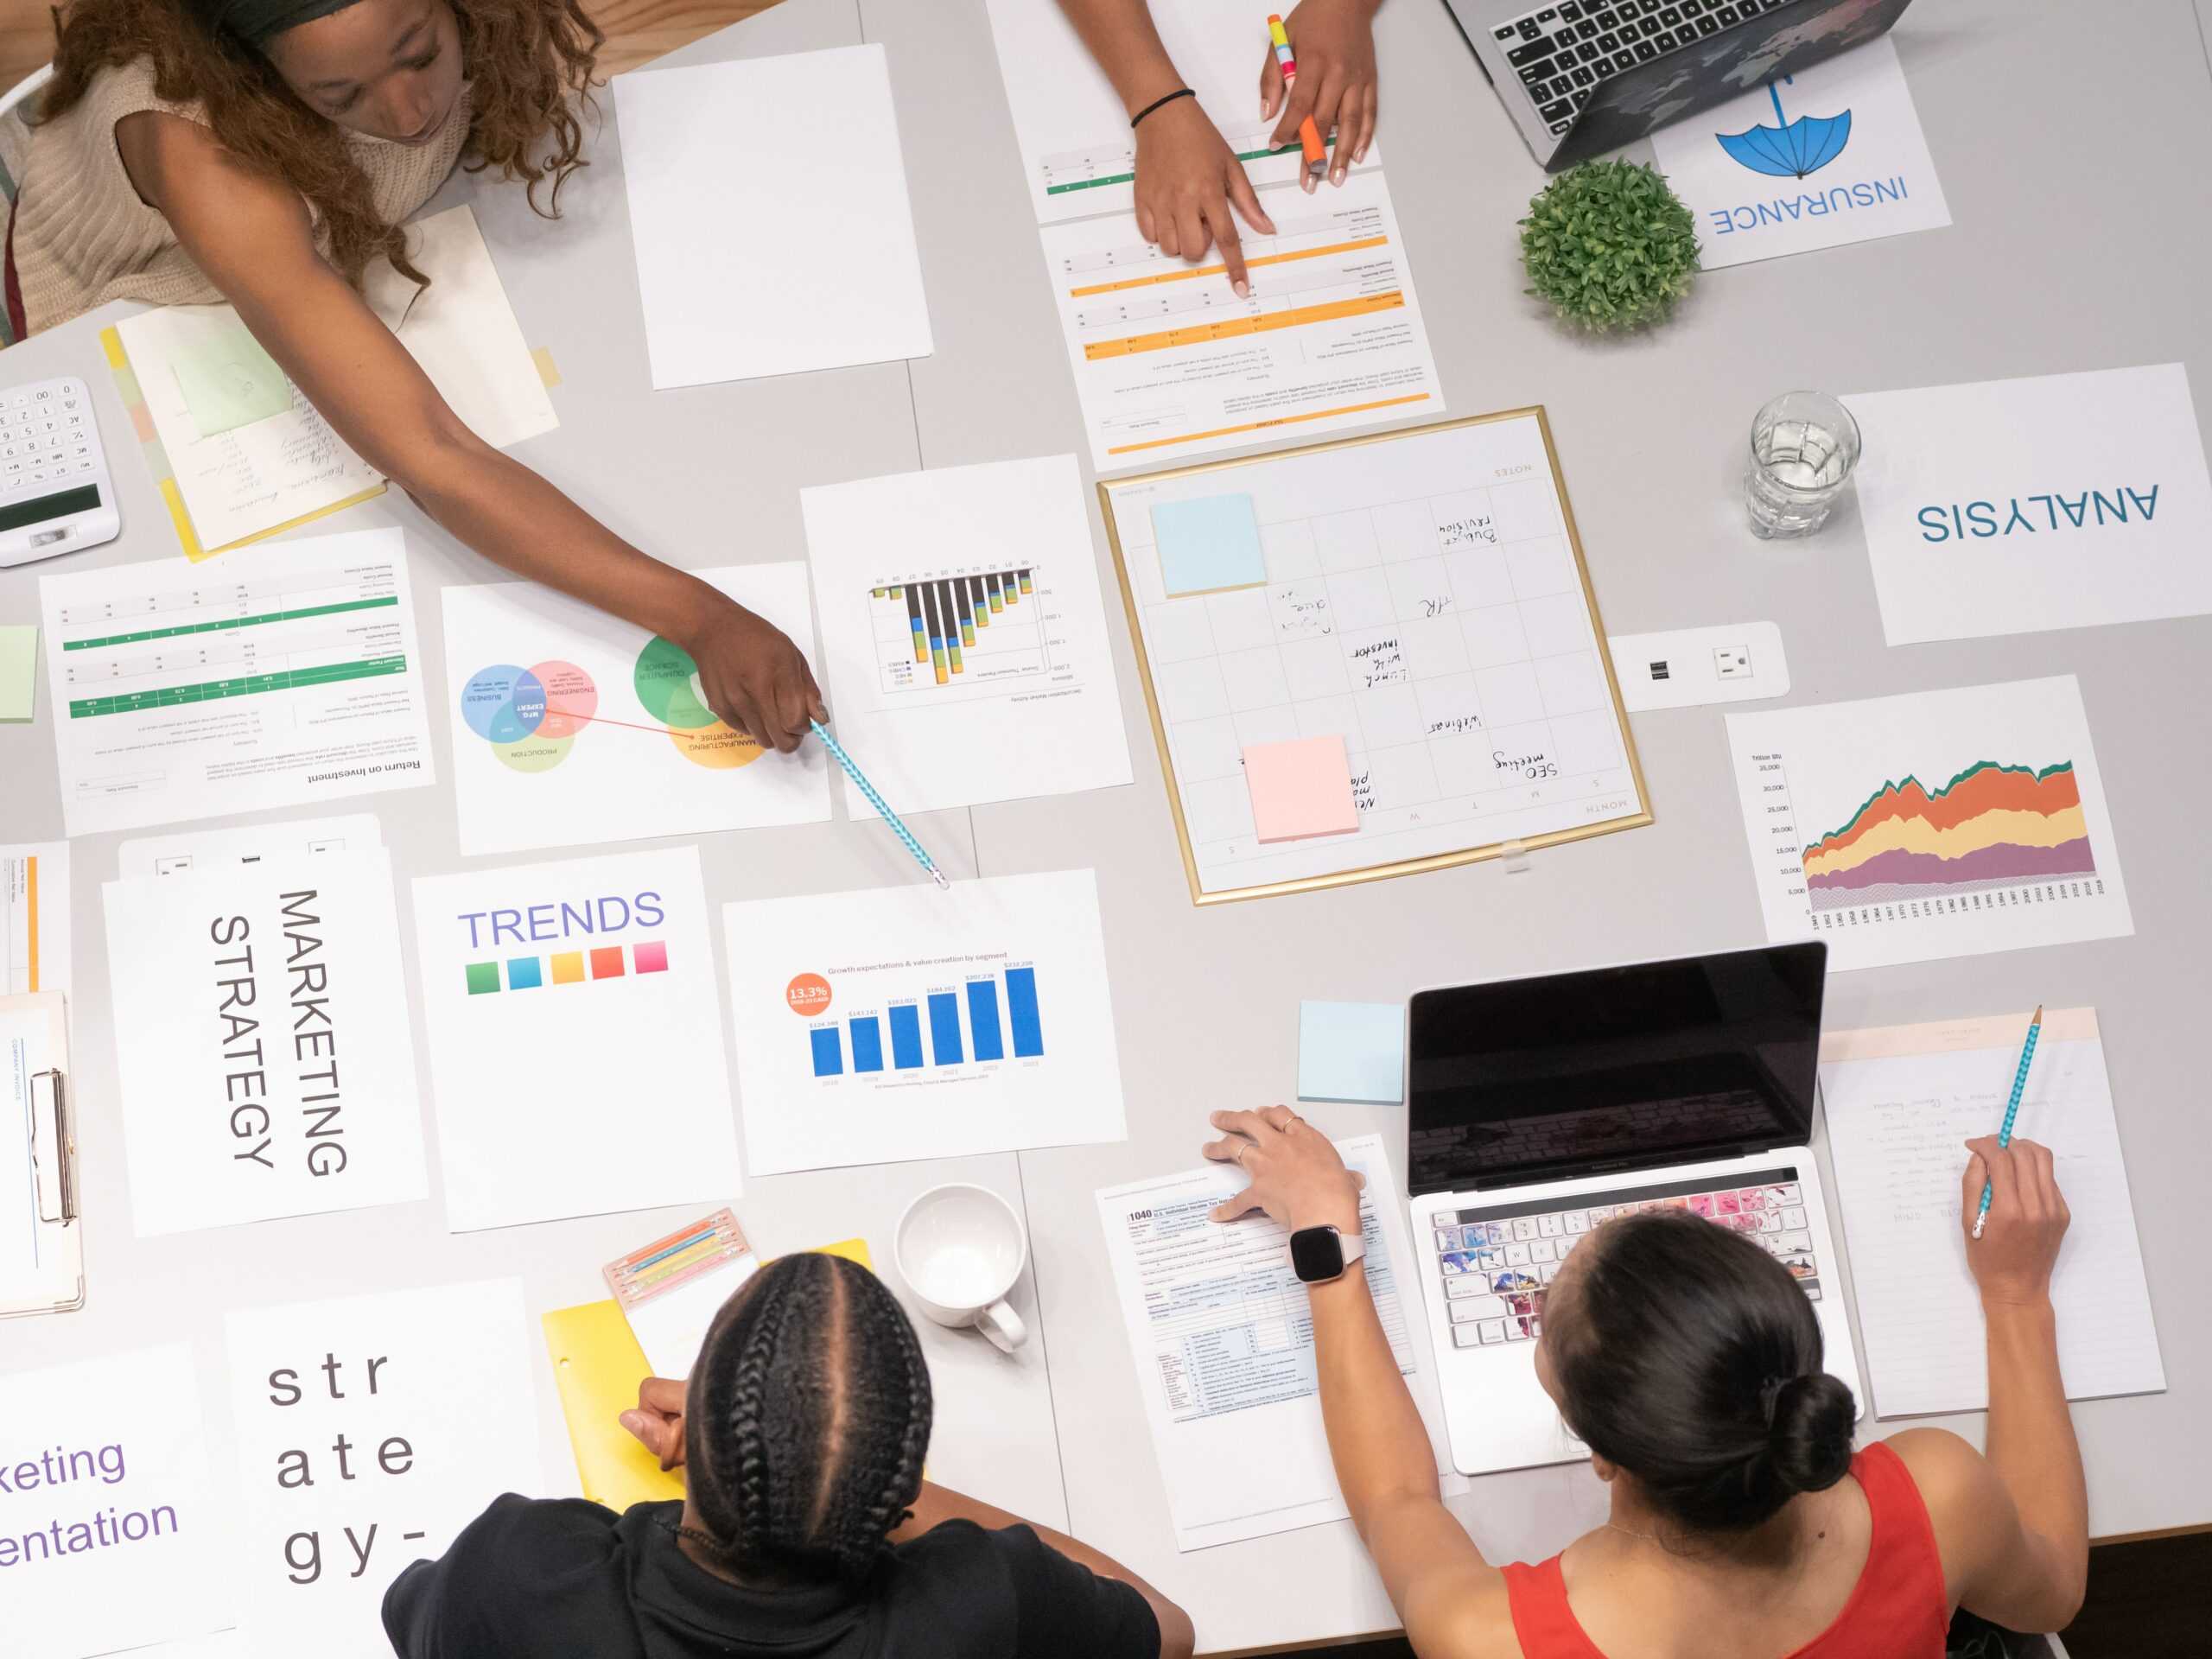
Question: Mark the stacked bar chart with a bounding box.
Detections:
[807,963,1046,1077]
[870,569,1047,697]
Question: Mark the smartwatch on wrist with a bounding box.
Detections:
[1289,1223,1367,1284]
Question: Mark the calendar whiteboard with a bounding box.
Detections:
[1099,411,1650,903]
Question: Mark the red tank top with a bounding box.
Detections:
[1502,1443,1949,1659]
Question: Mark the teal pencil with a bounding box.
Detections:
[1972,1006,2043,1240]
[810,719,950,891]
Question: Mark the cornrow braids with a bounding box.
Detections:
[686,1251,934,1583]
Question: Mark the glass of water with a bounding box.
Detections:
[1745,391,1861,539]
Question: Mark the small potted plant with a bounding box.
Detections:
[1519,160,1700,333]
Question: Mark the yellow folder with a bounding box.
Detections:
[543,1237,874,1513]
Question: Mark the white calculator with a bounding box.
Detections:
[0,376,122,568]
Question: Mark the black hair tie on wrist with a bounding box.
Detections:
[1130,87,1196,130]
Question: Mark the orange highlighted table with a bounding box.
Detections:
[1084,292,1405,361]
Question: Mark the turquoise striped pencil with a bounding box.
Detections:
[810,719,950,891]
[1972,1006,2043,1240]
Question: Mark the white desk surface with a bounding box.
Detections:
[3,0,2207,1651]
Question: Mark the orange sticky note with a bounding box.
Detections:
[1243,735,1359,842]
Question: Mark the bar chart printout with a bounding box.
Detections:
[870,569,1044,696]
[806,964,1046,1077]
[722,871,1126,1173]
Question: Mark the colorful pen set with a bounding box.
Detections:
[1266,15,1328,183]
[811,718,952,891]
[1972,1006,2043,1240]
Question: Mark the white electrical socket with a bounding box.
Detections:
[1608,623,1788,711]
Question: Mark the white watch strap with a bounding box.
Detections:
[1338,1225,1366,1270]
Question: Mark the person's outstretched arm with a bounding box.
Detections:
[1891,1135,2088,1632]
[118,111,824,754]
[1202,1109,1504,1655]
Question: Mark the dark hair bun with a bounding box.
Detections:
[1767,1372,1855,1494]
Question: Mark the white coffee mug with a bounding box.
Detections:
[894,1183,1029,1353]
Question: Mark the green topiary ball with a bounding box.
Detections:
[1519,159,1700,333]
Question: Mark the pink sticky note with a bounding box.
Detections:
[1243,735,1360,842]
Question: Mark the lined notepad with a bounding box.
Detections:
[1819,1008,2164,1418]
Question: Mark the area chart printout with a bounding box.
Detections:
[721,869,1127,1175]
[441,563,831,856]
[1042,172,1442,472]
[1725,676,2133,972]
[1096,1135,1453,1550]
[37,529,435,837]
[799,454,1131,817]
[1103,413,1648,900]
[1819,1010,2164,1418]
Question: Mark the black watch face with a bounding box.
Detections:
[1289,1226,1344,1281]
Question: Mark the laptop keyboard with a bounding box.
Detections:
[1491,0,1795,136]
[1432,1164,1821,1348]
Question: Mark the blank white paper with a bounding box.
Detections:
[1820,1008,2164,1418]
[613,43,932,388]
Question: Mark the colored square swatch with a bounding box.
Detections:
[505,956,543,990]
[465,961,501,995]
[1243,734,1359,842]
[1152,493,1266,596]
[633,940,669,974]
[550,951,586,985]
[1298,1001,1405,1104]
[589,945,626,980]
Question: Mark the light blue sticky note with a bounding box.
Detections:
[0,626,36,721]
[1153,493,1266,596]
[1298,1001,1404,1105]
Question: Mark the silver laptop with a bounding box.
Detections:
[1405,942,1862,1477]
[1443,0,1916,171]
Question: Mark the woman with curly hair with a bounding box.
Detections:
[385,1250,1196,1657]
[0,0,823,753]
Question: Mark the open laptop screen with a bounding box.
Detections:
[1406,943,1825,1197]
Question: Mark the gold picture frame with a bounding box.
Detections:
[1097,408,1653,906]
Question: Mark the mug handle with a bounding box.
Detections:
[975,1299,1027,1354]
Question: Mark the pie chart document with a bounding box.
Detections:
[441,563,832,856]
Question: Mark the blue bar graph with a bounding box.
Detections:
[888,1003,925,1070]
[849,1015,883,1072]
[927,993,964,1065]
[966,979,1004,1061]
[809,1027,843,1077]
[1006,967,1044,1058]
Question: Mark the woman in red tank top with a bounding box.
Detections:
[1200,1109,2089,1659]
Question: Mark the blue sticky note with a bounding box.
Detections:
[1298,1001,1404,1105]
[1153,493,1266,596]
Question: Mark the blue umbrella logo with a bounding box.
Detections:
[1715,76,1853,178]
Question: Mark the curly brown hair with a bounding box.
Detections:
[42,0,601,285]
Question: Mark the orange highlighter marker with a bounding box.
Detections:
[1266,15,1327,183]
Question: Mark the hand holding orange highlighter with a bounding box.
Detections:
[1266,14,1329,187]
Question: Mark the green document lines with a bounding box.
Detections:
[69,655,409,719]
[61,594,398,652]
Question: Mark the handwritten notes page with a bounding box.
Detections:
[117,304,382,556]
[1819,1008,2164,1418]
[1103,414,1646,899]
[1096,1134,1450,1549]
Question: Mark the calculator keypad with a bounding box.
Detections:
[1,380,99,494]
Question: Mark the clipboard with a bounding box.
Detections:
[3,991,85,1319]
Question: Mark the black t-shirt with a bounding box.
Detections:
[382,1496,1161,1659]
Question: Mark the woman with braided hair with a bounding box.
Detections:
[1198,1106,2090,1659]
[384,1250,1194,1658]
[0,0,824,755]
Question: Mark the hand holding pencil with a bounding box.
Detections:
[1961,1134,2070,1308]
